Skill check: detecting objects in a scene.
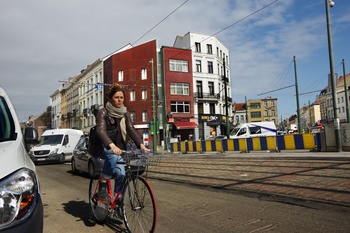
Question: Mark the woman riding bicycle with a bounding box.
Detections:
[95,84,149,200]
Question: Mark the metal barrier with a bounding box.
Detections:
[170,133,321,153]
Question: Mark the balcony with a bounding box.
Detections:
[194,92,220,100]
[83,108,89,117]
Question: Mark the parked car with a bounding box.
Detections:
[230,121,277,139]
[0,86,43,232]
[71,135,104,178]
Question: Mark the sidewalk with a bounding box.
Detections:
[148,150,350,209]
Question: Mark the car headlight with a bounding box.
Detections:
[49,148,59,155]
[0,168,39,229]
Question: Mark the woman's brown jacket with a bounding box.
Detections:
[95,107,143,150]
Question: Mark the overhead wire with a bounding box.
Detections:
[132,0,189,46]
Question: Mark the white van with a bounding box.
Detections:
[230,122,277,139]
[29,129,83,164]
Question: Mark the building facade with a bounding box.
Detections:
[318,73,350,123]
[160,45,195,148]
[173,32,232,140]
[246,97,278,125]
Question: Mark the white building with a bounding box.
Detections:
[50,89,61,129]
[77,59,104,133]
[174,32,232,139]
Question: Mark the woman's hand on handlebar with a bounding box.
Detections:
[140,143,150,152]
[109,143,122,155]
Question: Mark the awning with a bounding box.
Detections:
[173,122,198,130]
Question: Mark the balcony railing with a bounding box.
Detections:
[194,92,220,100]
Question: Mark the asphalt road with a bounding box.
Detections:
[36,157,350,233]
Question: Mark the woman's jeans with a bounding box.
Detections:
[100,148,126,194]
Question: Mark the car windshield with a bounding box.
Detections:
[38,134,64,145]
[230,127,240,136]
[0,96,16,142]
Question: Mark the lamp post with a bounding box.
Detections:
[325,0,341,151]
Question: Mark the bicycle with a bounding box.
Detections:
[89,150,160,233]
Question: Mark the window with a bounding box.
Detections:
[250,103,261,109]
[249,126,262,135]
[197,103,204,114]
[209,103,215,114]
[141,89,148,100]
[196,81,203,98]
[196,60,202,72]
[208,61,213,74]
[240,115,244,122]
[271,110,275,116]
[118,70,124,82]
[207,44,212,54]
[264,110,268,116]
[251,112,261,118]
[208,82,214,95]
[171,101,190,113]
[170,83,190,95]
[271,101,274,106]
[141,68,147,80]
[264,101,267,107]
[130,111,136,122]
[195,42,201,52]
[169,59,188,72]
[142,110,148,122]
[130,90,136,101]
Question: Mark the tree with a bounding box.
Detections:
[40,106,52,129]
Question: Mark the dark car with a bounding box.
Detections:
[71,135,104,178]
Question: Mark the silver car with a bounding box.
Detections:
[71,135,104,178]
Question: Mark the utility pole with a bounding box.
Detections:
[150,58,157,153]
[309,100,312,131]
[293,56,301,133]
[245,96,248,123]
[223,58,230,137]
[325,0,341,151]
[343,59,350,123]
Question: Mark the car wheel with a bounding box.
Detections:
[88,161,96,178]
[71,159,78,175]
[59,154,65,164]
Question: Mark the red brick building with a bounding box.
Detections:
[160,46,196,142]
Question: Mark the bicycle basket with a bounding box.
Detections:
[123,150,147,176]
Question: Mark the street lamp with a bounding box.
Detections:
[325,0,341,151]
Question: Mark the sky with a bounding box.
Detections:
[1,0,350,122]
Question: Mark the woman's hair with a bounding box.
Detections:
[107,84,125,100]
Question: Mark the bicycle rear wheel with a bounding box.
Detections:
[89,178,108,224]
[122,176,157,233]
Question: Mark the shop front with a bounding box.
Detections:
[168,118,197,142]
[198,114,229,139]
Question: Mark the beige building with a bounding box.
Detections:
[318,73,350,123]
[246,97,278,125]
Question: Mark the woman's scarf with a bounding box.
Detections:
[106,101,127,142]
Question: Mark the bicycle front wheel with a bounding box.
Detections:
[122,176,157,233]
[89,178,108,224]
